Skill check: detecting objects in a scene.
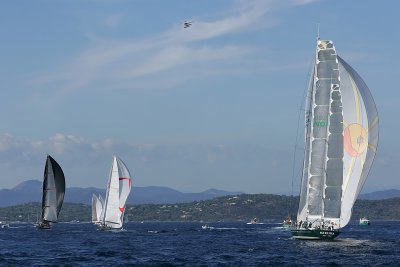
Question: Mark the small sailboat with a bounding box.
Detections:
[38,155,66,229]
[291,38,379,240]
[92,194,104,225]
[359,217,370,226]
[99,156,132,230]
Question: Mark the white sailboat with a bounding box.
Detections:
[99,156,132,230]
[92,194,104,225]
[291,38,379,240]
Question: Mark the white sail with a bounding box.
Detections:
[101,156,133,229]
[116,156,132,223]
[338,56,378,227]
[92,194,104,223]
[98,194,105,221]
[92,194,98,222]
[42,158,58,222]
[103,156,122,228]
[297,39,378,229]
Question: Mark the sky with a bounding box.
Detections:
[0,0,399,194]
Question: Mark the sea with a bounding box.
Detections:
[1,220,399,266]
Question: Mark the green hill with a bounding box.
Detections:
[1,194,400,223]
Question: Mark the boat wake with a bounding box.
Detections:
[213,227,239,230]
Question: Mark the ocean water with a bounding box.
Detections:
[0,221,399,266]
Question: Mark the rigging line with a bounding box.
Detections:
[294,165,303,189]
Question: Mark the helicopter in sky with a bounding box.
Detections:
[183,21,193,28]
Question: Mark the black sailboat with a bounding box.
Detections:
[38,155,66,229]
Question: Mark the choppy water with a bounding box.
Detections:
[1,221,399,266]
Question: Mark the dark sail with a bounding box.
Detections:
[40,155,66,223]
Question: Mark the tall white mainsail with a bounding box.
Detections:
[101,156,132,229]
[297,39,378,229]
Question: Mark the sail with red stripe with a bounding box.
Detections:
[100,155,132,230]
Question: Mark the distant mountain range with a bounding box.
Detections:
[358,189,400,200]
[1,180,399,207]
[0,180,243,207]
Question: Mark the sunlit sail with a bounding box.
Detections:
[99,156,132,230]
[292,39,379,240]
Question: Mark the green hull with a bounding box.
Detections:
[291,228,340,240]
[359,221,370,226]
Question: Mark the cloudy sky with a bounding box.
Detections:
[0,0,399,194]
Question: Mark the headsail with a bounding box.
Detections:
[338,56,379,227]
[40,155,66,224]
[116,157,132,220]
[296,39,378,229]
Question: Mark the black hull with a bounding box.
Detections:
[98,224,122,231]
[37,222,52,230]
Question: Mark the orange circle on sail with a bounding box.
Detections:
[344,123,368,157]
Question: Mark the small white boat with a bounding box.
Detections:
[201,224,214,230]
[0,222,9,229]
[359,217,370,226]
[283,216,292,228]
[246,218,258,225]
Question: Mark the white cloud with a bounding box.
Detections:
[49,133,85,154]
[0,133,292,192]
[0,134,14,151]
[0,128,387,194]
[33,0,317,93]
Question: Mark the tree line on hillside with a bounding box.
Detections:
[1,194,400,223]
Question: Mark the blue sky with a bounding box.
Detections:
[0,0,399,194]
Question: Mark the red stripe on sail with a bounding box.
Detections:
[119,207,124,212]
[119,177,132,187]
